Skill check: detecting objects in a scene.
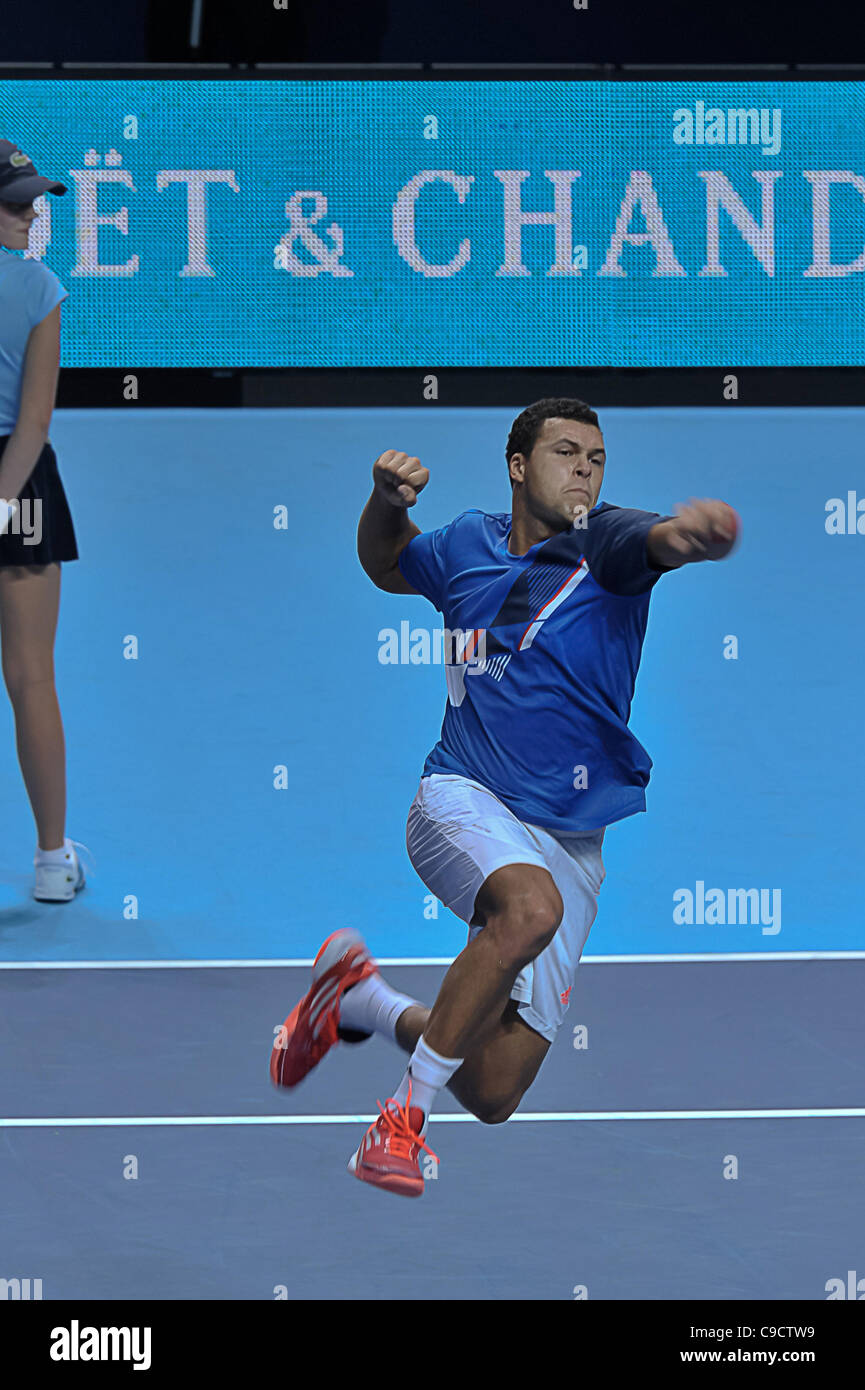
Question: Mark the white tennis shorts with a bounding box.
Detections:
[405,772,606,1043]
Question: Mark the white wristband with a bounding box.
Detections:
[0,499,19,536]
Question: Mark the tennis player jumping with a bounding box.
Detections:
[271,398,739,1197]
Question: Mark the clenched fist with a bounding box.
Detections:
[665,499,740,562]
[373,450,430,509]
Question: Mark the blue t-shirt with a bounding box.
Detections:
[0,247,68,435]
[397,503,673,833]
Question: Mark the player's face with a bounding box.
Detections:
[0,198,37,250]
[511,417,606,529]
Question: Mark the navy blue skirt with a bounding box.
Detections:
[0,434,78,567]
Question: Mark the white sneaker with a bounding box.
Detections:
[33,839,88,903]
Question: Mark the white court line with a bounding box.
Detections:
[1,951,864,969]
[2,1108,864,1127]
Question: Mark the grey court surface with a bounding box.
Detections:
[1,960,863,1300]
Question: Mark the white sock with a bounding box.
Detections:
[35,838,74,863]
[339,972,418,1043]
[392,1035,463,1135]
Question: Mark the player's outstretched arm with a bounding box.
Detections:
[647,498,740,571]
[357,450,430,593]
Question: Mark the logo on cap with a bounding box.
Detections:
[10,153,31,168]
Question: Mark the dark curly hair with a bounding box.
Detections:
[505,398,601,482]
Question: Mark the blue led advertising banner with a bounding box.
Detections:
[1,79,864,365]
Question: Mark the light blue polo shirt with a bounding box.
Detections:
[0,246,68,435]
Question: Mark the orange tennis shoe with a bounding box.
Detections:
[270,928,379,1089]
[347,1081,439,1198]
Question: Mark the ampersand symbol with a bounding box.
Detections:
[276,191,354,277]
